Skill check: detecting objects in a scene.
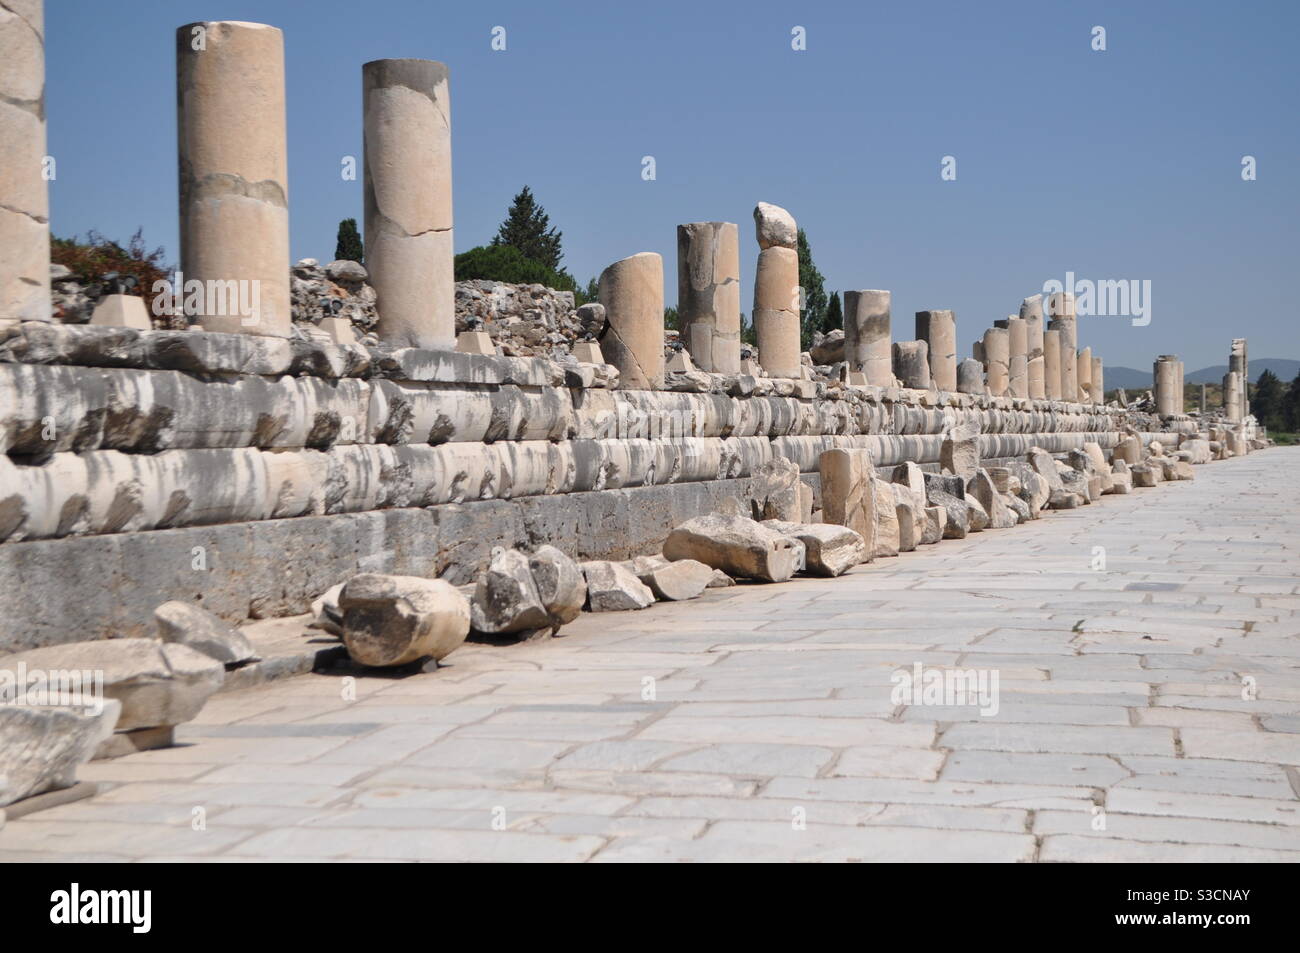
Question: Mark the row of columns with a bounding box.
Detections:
[0,6,1222,418]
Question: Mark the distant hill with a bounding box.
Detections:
[1103,359,1299,391]
[1186,359,1300,385]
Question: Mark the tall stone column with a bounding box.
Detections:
[752,202,800,378]
[177,21,290,336]
[982,327,1009,396]
[1176,360,1185,414]
[1021,294,1045,399]
[677,221,740,374]
[1047,292,1077,401]
[1,0,49,322]
[1223,371,1242,422]
[1154,355,1179,416]
[1076,346,1093,403]
[1229,339,1247,419]
[844,290,891,386]
[1005,316,1028,398]
[598,252,664,390]
[1091,356,1104,404]
[916,309,956,391]
[1200,382,1207,413]
[364,58,454,349]
[1042,328,1062,400]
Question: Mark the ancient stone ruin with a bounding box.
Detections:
[0,7,1270,814]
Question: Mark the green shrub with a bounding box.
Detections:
[454,244,576,292]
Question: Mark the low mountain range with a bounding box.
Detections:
[1105,359,1299,391]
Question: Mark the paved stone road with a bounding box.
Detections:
[3,450,1298,862]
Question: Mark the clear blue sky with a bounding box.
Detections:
[46,0,1298,370]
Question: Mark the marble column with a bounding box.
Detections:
[1229,339,1247,420]
[957,358,984,395]
[1,0,50,321]
[364,58,454,348]
[1021,294,1045,399]
[177,21,291,335]
[1047,292,1077,401]
[1154,355,1180,417]
[1223,370,1242,423]
[598,252,664,390]
[915,309,956,391]
[1091,356,1104,404]
[677,221,740,374]
[844,290,892,386]
[893,340,930,390]
[1077,345,1093,403]
[752,202,801,378]
[1006,316,1028,398]
[982,327,1009,396]
[1042,328,1062,400]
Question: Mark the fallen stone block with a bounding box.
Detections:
[1026,446,1066,494]
[1108,470,1133,494]
[638,558,714,601]
[1112,434,1142,465]
[969,469,1018,529]
[872,479,901,557]
[528,546,587,628]
[339,574,470,666]
[663,513,801,582]
[0,639,223,734]
[470,548,550,635]
[941,422,980,477]
[1185,439,1211,465]
[819,447,876,559]
[923,504,947,543]
[1130,464,1158,488]
[763,520,865,577]
[310,583,345,636]
[581,560,655,611]
[154,601,259,667]
[707,569,734,588]
[1048,489,1083,508]
[0,701,121,807]
[750,456,802,521]
[965,494,990,531]
[923,471,969,538]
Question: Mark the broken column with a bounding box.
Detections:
[677,221,740,374]
[1021,294,1045,399]
[1047,292,1077,401]
[892,340,930,390]
[1,0,50,322]
[364,58,454,349]
[1077,345,1093,403]
[843,290,892,386]
[177,21,291,336]
[1091,355,1104,403]
[915,309,956,391]
[1154,355,1180,416]
[982,327,1009,396]
[957,357,984,394]
[1042,328,1062,400]
[752,202,801,378]
[1005,316,1028,398]
[598,252,664,389]
[1232,339,1248,418]
[1223,370,1242,423]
